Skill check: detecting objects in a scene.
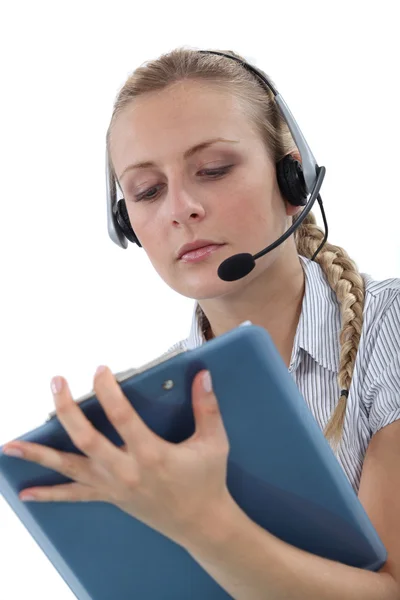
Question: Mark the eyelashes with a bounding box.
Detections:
[134,165,234,202]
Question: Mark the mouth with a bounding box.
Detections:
[179,243,225,263]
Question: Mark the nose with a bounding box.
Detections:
[167,179,206,226]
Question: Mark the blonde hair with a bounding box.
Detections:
[106,46,365,451]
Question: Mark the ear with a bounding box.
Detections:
[285,203,303,218]
[283,151,304,218]
[290,150,302,164]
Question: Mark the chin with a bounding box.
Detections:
[173,273,244,300]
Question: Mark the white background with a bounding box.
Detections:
[1,0,399,597]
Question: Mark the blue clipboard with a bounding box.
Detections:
[0,324,387,599]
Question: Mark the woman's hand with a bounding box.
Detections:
[2,365,234,548]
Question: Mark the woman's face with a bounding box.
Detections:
[109,80,300,299]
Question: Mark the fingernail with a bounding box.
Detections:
[3,447,24,458]
[203,371,213,393]
[95,365,107,377]
[51,376,63,394]
[20,494,36,502]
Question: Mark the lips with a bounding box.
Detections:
[177,239,223,260]
[179,244,225,263]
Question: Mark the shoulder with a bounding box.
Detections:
[361,272,400,349]
[363,271,400,308]
[357,272,400,398]
[354,273,400,435]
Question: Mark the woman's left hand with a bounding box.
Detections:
[2,365,233,548]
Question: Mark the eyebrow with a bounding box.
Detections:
[118,137,240,181]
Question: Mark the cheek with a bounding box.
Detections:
[141,232,166,265]
[222,179,271,235]
[126,206,163,250]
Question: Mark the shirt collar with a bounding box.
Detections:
[186,255,341,373]
[294,255,341,373]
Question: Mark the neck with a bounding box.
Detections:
[198,248,305,367]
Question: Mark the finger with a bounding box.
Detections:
[19,481,103,503]
[3,441,97,486]
[92,366,162,454]
[190,370,230,449]
[51,374,132,476]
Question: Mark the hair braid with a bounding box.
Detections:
[294,212,365,450]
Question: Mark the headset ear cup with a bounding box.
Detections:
[116,199,142,247]
[276,155,308,207]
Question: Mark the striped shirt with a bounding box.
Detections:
[167,254,400,495]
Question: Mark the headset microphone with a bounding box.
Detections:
[217,165,326,281]
[105,50,329,276]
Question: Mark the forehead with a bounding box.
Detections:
[109,81,255,169]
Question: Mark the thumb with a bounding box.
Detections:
[191,370,228,445]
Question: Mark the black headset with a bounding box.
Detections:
[105,50,328,282]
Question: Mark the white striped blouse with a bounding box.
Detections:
[167,254,400,495]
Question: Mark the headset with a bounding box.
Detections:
[105,50,328,282]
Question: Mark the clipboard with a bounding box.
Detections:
[0,324,387,599]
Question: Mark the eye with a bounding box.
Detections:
[134,165,234,202]
[198,166,233,178]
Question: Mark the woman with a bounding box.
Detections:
[3,48,400,599]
